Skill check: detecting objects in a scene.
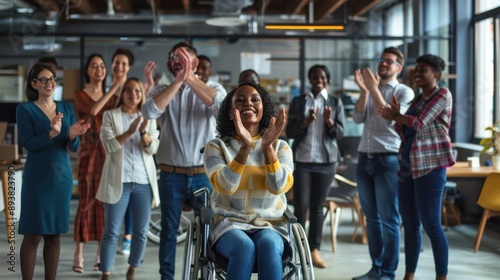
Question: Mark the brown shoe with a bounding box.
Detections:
[311,249,327,268]
[126,267,136,280]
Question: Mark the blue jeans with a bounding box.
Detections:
[215,229,284,280]
[100,183,152,272]
[158,171,211,280]
[399,167,448,276]
[356,153,400,279]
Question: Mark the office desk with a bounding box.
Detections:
[446,162,499,218]
[446,161,500,177]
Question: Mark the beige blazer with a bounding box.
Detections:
[96,107,160,207]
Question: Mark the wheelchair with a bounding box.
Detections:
[182,188,315,280]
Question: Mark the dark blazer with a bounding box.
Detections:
[285,93,345,163]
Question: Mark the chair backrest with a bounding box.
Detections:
[477,173,500,211]
[326,158,358,202]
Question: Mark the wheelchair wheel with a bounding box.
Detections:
[182,218,196,280]
[182,216,204,280]
[292,223,314,280]
[147,206,191,244]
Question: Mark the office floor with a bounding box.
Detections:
[0,200,499,280]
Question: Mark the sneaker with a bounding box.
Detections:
[119,238,131,255]
[352,267,381,280]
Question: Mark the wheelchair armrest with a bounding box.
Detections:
[283,208,297,224]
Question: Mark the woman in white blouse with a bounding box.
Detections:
[96,77,160,280]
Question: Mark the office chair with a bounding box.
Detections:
[474,173,500,252]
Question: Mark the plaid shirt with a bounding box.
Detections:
[396,87,455,178]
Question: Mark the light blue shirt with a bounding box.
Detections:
[121,112,149,184]
[353,79,414,153]
[142,80,227,167]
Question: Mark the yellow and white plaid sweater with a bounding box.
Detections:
[203,135,294,244]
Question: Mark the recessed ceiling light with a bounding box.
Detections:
[0,0,14,11]
[205,17,246,27]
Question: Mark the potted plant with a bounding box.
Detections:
[480,121,500,169]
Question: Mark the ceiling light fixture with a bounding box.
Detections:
[264,23,345,31]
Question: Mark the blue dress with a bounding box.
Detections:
[16,101,80,234]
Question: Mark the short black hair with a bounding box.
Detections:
[167,42,198,75]
[308,64,330,84]
[25,62,56,101]
[238,69,260,84]
[112,48,134,66]
[216,82,276,138]
[382,47,405,66]
[197,54,211,64]
[416,54,446,80]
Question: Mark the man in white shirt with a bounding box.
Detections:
[352,47,414,280]
[142,42,226,280]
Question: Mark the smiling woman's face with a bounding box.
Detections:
[231,85,263,128]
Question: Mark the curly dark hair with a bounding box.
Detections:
[416,54,446,80]
[216,82,276,138]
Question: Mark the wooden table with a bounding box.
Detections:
[0,162,24,241]
[447,161,500,177]
[446,162,499,218]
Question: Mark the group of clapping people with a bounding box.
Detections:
[16,41,453,280]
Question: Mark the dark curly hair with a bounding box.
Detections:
[416,54,446,80]
[216,82,276,138]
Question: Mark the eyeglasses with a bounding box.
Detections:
[33,76,57,84]
[377,58,401,66]
[169,53,179,62]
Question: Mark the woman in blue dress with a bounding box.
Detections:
[16,62,90,280]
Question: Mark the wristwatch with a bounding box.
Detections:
[140,130,147,136]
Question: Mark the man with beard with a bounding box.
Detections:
[142,42,227,280]
[351,47,414,280]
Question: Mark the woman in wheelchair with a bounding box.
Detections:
[203,82,294,279]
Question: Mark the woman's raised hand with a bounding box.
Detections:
[232,109,253,146]
[50,112,63,136]
[143,61,157,95]
[262,108,286,147]
[127,116,143,135]
[69,119,91,141]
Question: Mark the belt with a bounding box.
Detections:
[360,152,398,159]
[159,164,205,176]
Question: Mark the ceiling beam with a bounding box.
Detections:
[314,0,346,21]
[112,0,134,13]
[349,0,381,16]
[290,0,309,15]
[33,0,59,13]
[182,0,191,14]
[66,0,100,14]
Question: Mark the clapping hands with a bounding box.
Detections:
[69,119,91,141]
[262,108,286,147]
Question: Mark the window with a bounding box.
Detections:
[474,19,496,138]
[476,0,500,14]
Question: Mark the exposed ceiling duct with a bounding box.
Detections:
[211,0,254,16]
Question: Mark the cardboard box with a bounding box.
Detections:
[62,69,81,101]
[0,121,18,161]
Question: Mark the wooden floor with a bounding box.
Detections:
[0,200,499,280]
